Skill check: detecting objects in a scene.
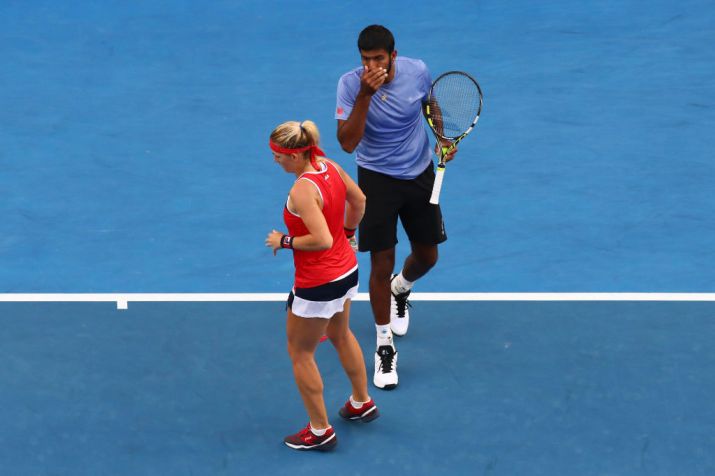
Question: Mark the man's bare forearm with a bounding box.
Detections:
[337,93,373,153]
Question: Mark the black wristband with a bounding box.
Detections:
[280,234,294,249]
[344,227,356,239]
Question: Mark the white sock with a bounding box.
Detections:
[310,424,331,436]
[391,271,414,294]
[376,324,393,347]
[350,395,370,409]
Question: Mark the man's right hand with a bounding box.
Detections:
[359,65,388,96]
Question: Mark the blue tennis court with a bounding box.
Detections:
[1,1,714,474]
[1,301,714,474]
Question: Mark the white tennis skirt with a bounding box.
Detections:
[287,266,359,318]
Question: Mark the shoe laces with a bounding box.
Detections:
[393,291,411,318]
[377,346,395,373]
[298,424,317,442]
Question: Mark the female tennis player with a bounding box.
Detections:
[265,120,378,451]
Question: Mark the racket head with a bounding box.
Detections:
[425,71,483,141]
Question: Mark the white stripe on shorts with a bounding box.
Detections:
[291,283,358,319]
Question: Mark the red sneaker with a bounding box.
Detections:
[338,398,380,422]
[283,424,337,451]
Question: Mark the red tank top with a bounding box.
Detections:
[283,160,357,288]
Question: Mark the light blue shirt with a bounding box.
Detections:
[335,56,433,179]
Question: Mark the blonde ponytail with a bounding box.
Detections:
[270,120,321,154]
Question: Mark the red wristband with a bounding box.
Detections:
[344,227,356,239]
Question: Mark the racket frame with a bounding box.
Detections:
[424,71,483,204]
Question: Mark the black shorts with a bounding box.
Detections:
[357,163,447,252]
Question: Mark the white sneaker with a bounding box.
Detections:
[390,275,411,336]
[373,345,398,390]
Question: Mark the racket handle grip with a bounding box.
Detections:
[429,165,446,205]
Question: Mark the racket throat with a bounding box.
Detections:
[437,144,452,167]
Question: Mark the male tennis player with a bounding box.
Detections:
[336,25,456,389]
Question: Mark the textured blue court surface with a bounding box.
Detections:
[1,301,714,475]
[2,1,715,475]
[1,0,714,293]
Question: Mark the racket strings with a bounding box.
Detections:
[429,73,481,139]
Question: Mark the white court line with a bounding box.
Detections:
[0,293,714,309]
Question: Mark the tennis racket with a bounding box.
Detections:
[425,71,483,204]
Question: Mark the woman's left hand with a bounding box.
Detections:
[266,229,284,255]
